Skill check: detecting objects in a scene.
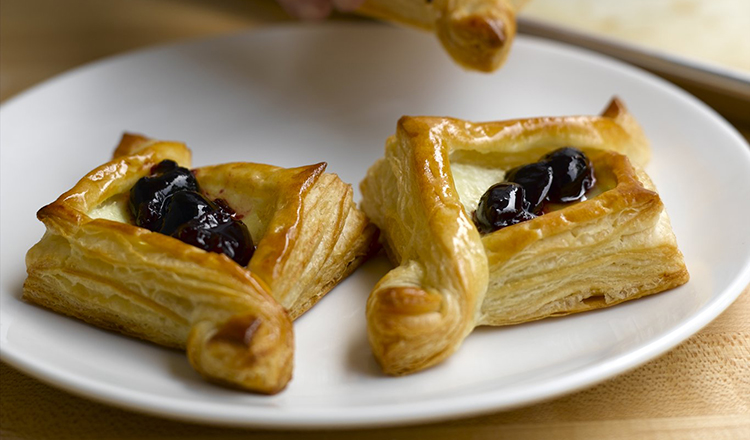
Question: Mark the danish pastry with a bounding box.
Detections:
[360,98,689,375]
[24,134,376,393]
[356,0,528,72]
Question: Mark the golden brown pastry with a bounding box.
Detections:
[360,98,689,375]
[356,0,529,72]
[24,134,376,393]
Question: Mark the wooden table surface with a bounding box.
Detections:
[1,1,749,438]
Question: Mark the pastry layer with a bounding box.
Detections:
[24,134,376,393]
[357,0,527,72]
[478,151,689,325]
[360,98,688,376]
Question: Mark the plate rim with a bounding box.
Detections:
[517,13,750,99]
[2,23,750,429]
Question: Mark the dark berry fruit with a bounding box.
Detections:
[504,162,554,213]
[129,159,254,266]
[172,212,254,266]
[159,191,214,236]
[129,160,199,231]
[543,147,595,203]
[151,159,179,174]
[474,182,535,233]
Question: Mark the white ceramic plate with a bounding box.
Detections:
[1,24,749,429]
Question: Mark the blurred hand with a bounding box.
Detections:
[278,0,365,20]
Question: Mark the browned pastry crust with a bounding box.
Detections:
[24,134,376,393]
[360,98,688,375]
[357,0,528,72]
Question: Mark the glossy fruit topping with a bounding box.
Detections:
[129,160,254,266]
[543,147,595,203]
[473,147,595,234]
[129,160,199,231]
[159,191,214,236]
[504,162,554,213]
[474,182,536,233]
[172,207,254,267]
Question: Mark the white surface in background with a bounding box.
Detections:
[521,0,750,72]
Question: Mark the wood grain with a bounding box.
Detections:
[1,0,749,438]
[0,0,291,102]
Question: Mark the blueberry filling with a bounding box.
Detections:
[473,182,536,234]
[473,147,595,234]
[129,160,255,266]
[129,160,199,231]
[504,162,553,214]
[159,190,214,236]
[543,147,595,203]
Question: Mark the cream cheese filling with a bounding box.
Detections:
[88,193,130,223]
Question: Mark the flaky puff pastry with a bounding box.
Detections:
[24,134,376,393]
[360,98,688,375]
[356,0,528,72]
